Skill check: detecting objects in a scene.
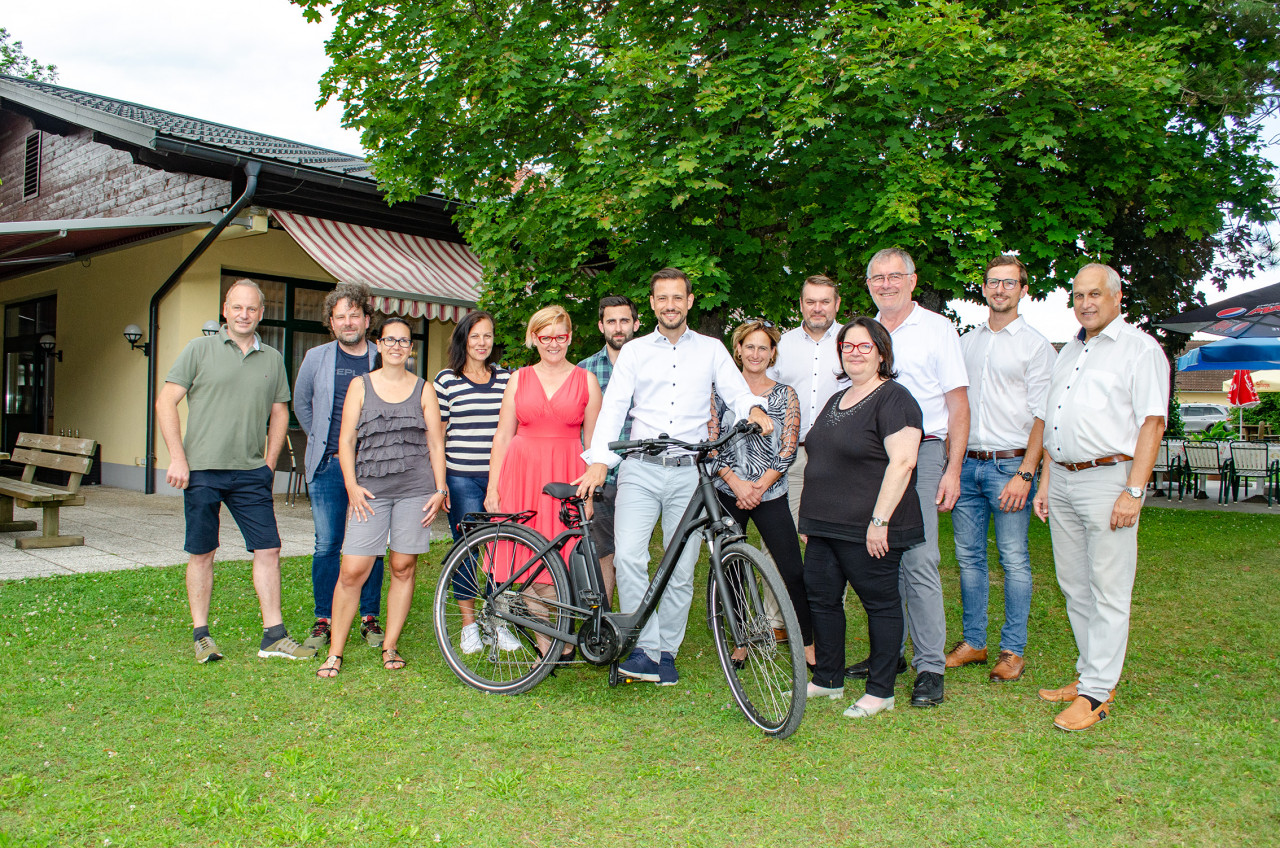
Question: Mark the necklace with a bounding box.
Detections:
[830,381,886,422]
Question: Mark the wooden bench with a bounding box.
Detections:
[0,433,97,549]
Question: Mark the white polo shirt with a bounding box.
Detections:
[767,323,840,441]
[877,303,969,439]
[586,328,765,468]
[1042,318,1169,463]
[961,316,1056,452]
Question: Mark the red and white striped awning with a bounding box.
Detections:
[272,210,480,322]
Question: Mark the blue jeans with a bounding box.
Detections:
[311,455,383,619]
[951,456,1033,656]
[447,473,488,601]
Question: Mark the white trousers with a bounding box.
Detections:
[1047,461,1139,701]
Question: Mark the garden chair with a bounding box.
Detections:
[1151,439,1184,499]
[284,428,309,507]
[1226,441,1279,507]
[1181,442,1230,503]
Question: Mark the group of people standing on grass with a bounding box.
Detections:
[159,246,1167,733]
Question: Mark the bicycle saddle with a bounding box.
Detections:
[542,482,580,501]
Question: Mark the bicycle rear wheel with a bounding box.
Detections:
[707,542,806,738]
[434,522,570,695]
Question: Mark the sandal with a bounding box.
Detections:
[382,648,407,670]
[316,655,342,679]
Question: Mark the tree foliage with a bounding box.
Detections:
[296,0,1279,359]
[0,28,57,82]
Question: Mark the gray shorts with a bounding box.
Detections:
[342,493,433,556]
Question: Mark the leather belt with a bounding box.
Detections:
[967,449,1027,461]
[922,435,942,442]
[1054,453,1133,472]
[636,452,695,468]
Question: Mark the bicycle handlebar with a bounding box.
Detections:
[608,419,762,456]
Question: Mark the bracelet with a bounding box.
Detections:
[433,489,447,497]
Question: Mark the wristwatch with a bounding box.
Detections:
[1015,470,1035,483]
[433,489,448,497]
[1123,486,1145,499]
[870,516,889,527]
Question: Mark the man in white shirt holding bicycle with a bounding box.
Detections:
[578,267,772,686]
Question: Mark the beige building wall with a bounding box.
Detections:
[1175,391,1230,406]
[2,223,458,492]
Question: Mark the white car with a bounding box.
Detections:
[1180,403,1230,433]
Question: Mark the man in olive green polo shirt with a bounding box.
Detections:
[157,279,315,664]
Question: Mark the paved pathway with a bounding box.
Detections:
[0,480,1272,582]
[0,485,449,582]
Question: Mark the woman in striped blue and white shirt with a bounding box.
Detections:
[433,310,516,653]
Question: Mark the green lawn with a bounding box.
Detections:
[1,510,1277,847]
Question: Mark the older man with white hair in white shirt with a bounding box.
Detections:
[1033,263,1168,732]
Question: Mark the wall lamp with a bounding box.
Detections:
[123,324,150,356]
[202,320,222,336]
[39,334,62,362]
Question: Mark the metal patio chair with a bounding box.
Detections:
[1226,441,1279,507]
[1181,442,1231,504]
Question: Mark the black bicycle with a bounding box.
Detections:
[432,420,807,738]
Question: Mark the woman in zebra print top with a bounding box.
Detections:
[709,320,813,669]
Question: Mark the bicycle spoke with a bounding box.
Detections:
[708,543,806,738]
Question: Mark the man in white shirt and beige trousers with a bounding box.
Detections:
[1033,263,1168,732]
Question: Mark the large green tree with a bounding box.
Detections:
[296,0,1278,358]
[0,27,57,82]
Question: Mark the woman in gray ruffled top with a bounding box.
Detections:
[318,317,447,678]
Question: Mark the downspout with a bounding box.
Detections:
[144,162,261,494]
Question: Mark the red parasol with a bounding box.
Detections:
[1228,371,1260,407]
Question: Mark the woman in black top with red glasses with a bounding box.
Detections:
[799,316,923,719]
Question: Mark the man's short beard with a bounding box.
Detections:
[804,315,834,333]
[606,332,633,352]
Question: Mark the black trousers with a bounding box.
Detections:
[717,491,812,645]
[804,534,903,697]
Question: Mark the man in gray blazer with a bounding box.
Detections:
[293,282,385,651]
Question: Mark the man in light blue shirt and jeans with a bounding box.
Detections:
[293,282,385,651]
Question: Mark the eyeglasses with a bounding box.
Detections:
[536,334,570,345]
[867,273,909,286]
[838,341,875,355]
[750,318,775,329]
[984,278,1020,291]
[380,337,413,348]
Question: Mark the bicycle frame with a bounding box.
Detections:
[459,452,751,663]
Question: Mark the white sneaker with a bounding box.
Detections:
[493,624,521,651]
[460,623,483,655]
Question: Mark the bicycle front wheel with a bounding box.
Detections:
[434,522,570,695]
[707,542,806,738]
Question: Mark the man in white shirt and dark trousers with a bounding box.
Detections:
[1033,263,1167,732]
[946,256,1056,683]
[768,274,843,523]
[856,248,969,708]
[578,268,772,686]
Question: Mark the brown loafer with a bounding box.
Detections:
[944,640,988,668]
[1053,695,1110,732]
[988,650,1025,682]
[1038,680,1116,703]
[773,628,789,642]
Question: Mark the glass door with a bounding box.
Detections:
[2,295,56,454]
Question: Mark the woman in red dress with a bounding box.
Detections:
[485,305,602,658]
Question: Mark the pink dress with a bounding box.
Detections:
[492,365,589,583]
